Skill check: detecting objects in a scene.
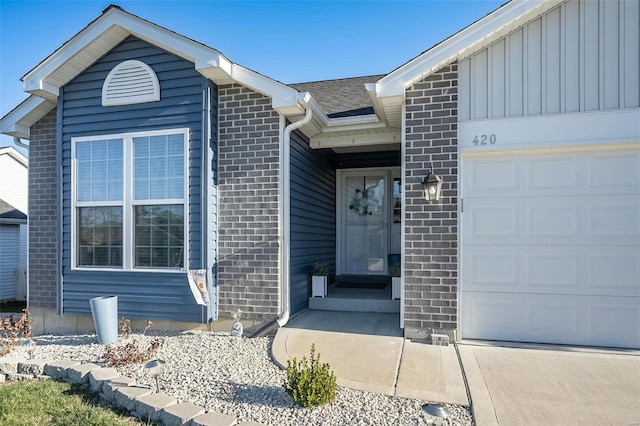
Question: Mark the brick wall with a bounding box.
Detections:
[403,63,459,340]
[217,84,281,321]
[28,109,58,308]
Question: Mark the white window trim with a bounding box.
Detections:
[71,128,189,272]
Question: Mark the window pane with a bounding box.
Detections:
[92,140,108,160]
[76,143,91,161]
[150,179,166,199]
[167,156,183,177]
[149,136,166,156]
[133,134,183,201]
[108,139,123,159]
[134,204,184,268]
[75,139,122,203]
[77,206,123,267]
[134,158,149,179]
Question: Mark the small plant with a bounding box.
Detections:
[310,262,329,276]
[0,308,32,357]
[284,344,337,407]
[103,318,162,367]
[389,263,401,277]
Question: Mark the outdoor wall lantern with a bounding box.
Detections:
[422,165,443,202]
[144,359,166,392]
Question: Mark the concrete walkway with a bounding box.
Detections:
[271,310,468,405]
[273,310,640,425]
[458,343,640,425]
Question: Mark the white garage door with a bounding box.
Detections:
[461,146,640,349]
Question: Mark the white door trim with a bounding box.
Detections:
[336,167,400,276]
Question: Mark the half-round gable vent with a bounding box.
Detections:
[102,60,160,107]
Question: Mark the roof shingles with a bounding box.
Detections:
[290,74,385,118]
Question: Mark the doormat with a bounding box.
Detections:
[335,282,388,290]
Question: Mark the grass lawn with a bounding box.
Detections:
[0,300,27,313]
[0,379,146,425]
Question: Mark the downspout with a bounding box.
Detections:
[277,98,313,327]
[248,94,312,338]
[13,137,29,308]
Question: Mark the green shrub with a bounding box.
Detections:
[284,344,337,407]
[310,262,329,276]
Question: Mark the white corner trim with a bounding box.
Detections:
[376,0,555,98]
[458,109,640,153]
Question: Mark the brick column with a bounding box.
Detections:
[28,109,58,308]
[403,63,459,341]
[217,84,281,320]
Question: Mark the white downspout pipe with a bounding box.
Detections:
[13,137,30,309]
[277,96,313,327]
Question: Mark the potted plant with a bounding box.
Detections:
[389,263,401,300]
[310,262,329,298]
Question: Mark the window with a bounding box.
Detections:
[73,129,188,270]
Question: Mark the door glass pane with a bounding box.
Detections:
[344,174,386,274]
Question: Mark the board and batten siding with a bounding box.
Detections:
[459,0,640,121]
[60,36,213,322]
[289,130,336,314]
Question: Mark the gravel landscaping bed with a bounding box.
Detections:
[10,331,473,425]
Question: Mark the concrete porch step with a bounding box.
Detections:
[308,296,400,313]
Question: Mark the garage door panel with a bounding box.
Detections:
[466,202,518,240]
[527,155,580,191]
[588,199,640,241]
[527,252,579,288]
[465,195,638,245]
[588,303,640,348]
[463,149,640,198]
[587,250,640,294]
[527,204,579,238]
[587,150,640,190]
[467,157,519,194]
[465,245,639,297]
[462,292,640,347]
[467,248,519,288]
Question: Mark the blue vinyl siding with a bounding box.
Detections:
[60,36,214,323]
[289,130,336,314]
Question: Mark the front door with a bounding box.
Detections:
[338,170,390,275]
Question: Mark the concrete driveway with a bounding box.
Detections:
[458,344,640,425]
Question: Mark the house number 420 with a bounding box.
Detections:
[472,134,496,145]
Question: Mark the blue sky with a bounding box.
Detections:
[0,0,505,154]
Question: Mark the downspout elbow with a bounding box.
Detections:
[13,137,29,150]
[277,103,313,328]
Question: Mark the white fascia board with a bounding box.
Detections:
[458,109,640,153]
[365,83,389,125]
[0,147,28,167]
[310,129,401,149]
[376,0,549,98]
[0,96,55,139]
[22,8,225,98]
[20,6,310,121]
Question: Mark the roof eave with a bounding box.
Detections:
[376,0,562,98]
[0,96,56,140]
[20,6,304,116]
